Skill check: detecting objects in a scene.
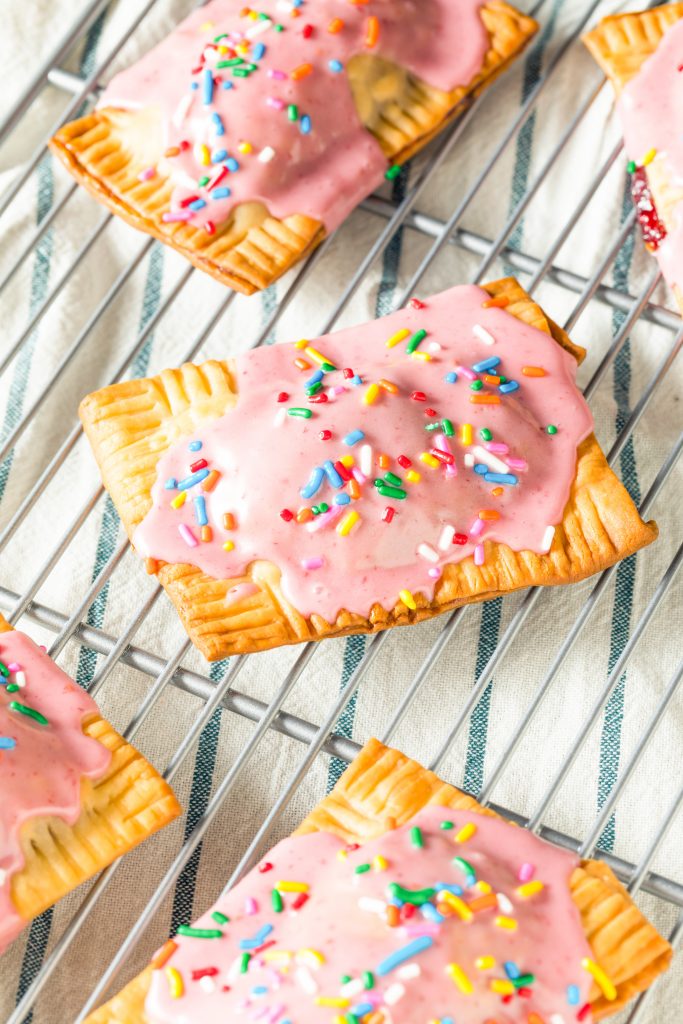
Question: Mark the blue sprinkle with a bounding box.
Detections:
[435,882,463,897]
[300,466,324,500]
[212,187,231,199]
[164,477,177,490]
[351,1004,373,1017]
[222,81,234,90]
[189,440,202,451]
[292,0,302,7]
[0,737,16,750]
[376,936,433,976]
[421,903,444,924]
[305,370,324,388]
[202,67,214,105]
[177,468,210,490]
[444,371,458,384]
[474,463,488,475]
[300,114,311,134]
[226,157,240,172]
[251,985,268,995]
[441,1019,454,1024]
[329,59,343,73]
[504,961,521,979]
[484,472,518,485]
[323,460,344,488]
[189,199,207,211]
[190,81,199,91]
[499,380,519,394]
[351,374,363,386]
[334,493,351,506]
[193,495,208,526]
[472,355,501,373]
[343,429,365,447]
[567,984,580,1006]
[212,148,228,163]
[211,112,225,135]
[252,42,266,60]
[240,924,274,951]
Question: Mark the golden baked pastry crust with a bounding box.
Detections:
[49,2,537,295]
[79,277,658,661]
[0,614,181,935]
[85,738,672,1024]
[583,4,683,312]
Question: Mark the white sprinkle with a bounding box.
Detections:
[471,444,509,475]
[550,1016,567,1024]
[438,525,455,550]
[0,869,6,886]
[464,453,475,468]
[427,341,442,354]
[341,978,364,998]
[360,444,373,477]
[358,896,386,914]
[228,955,244,981]
[246,18,271,38]
[172,92,194,128]
[496,892,514,915]
[384,982,406,1005]
[273,408,286,427]
[417,542,439,563]
[198,976,216,993]
[295,967,318,994]
[473,324,495,345]
[397,963,421,980]
[14,671,26,688]
[258,146,276,163]
[541,525,555,553]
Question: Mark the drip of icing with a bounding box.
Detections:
[0,632,111,953]
[133,285,593,623]
[98,0,491,232]
[144,805,595,1023]
[617,16,683,288]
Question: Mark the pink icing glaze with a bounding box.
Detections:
[0,632,111,953]
[133,285,593,623]
[617,16,683,290]
[145,805,595,1022]
[98,0,490,232]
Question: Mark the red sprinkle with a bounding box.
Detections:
[410,391,426,402]
[302,23,314,37]
[382,506,395,523]
[334,460,352,482]
[453,533,468,545]
[502,994,514,1004]
[191,967,219,980]
[179,140,191,151]
[397,455,412,468]
[277,392,289,402]
[190,458,208,472]
[258,861,274,873]
[517,988,532,998]
[425,408,437,417]
[292,892,309,910]
[280,509,294,522]
[343,368,354,379]
[402,903,416,919]
[319,429,332,441]
[309,393,329,403]
[409,297,426,309]
[253,939,276,954]
[577,1005,591,1022]
[180,194,200,208]
[204,220,216,236]
[430,449,454,465]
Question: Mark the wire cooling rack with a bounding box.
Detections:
[0,0,681,1021]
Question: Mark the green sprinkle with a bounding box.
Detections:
[318,502,329,513]
[274,23,284,31]
[354,863,371,875]
[470,380,483,391]
[346,1015,360,1024]
[385,164,401,180]
[0,660,8,677]
[258,12,271,20]
[272,888,284,913]
[198,175,210,187]
[362,971,375,990]
[514,973,536,988]
[410,826,424,849]
[211,911,229,925]
[176,925,223,939]
[440,820,454,830]
[453,855,476,879]
[627,160,637,173]
[214,33,229,42]
[340,974,352,985]
[6,684,19,693]
[288,407,312,418]
[233,68,251,77]
[9,701,48,726]
[243,63,258,72]
[498,375,507,383]
[376,485,407,500]
[240,952,251,973]
[387,883,435,906]
[441,419,454,437]
[384,472,402,487]
[312,505,321,515]
[424,423,440,432]
[546,424,558,435]
[306,382,323,396]
[217,57,243,67]
[287,104,298,121]
[406,328,427,354]
[480,428,492,441]
[321,361,337,373]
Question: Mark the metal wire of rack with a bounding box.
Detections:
[0,0,681,1022]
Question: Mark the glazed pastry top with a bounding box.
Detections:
[99,0,492,232]
[134,284,594,622]
[0,630,110,952]
[145,805,599,1023]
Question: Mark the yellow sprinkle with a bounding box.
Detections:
[339,455,354,468]
[363,382,381,405]
[223,540,235,552]
[165,966,184,999]
[385,327,410,348]
[516,880,545,899]
[199,21,214,31]
[446,963,473,995]
[399,589,416,610]
[171,491,187,509]
[582,958,617,1001]
[405,469,421,484]
[337,510,360,536]
[277,881,309,893]
[263,950,293,962]
[295,338,309,349]
[475,880,492,894]
[337,849,348,861]
[494,915,518,931]
[305,346,329,365]
[491,979,515,995]
[238,141,253,154]
[438,891,473,922]
[642,147,657,166]
[297,948,325,967]
[461,423,473,445]
[315,996,350,1008]
[455,822,477,843]
[198,143,211,166]
[475,955,496,971]
[373,855,388,871]
[411,351,432,362]
[419,452,440,469]
[236,42,250,54]
[334,1018,346,1024]
[378,378,399,394]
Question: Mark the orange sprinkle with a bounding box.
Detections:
[522,366,547,377]
[164,146,180,158]
[482,295,509,308]
[150,939,177,970]
[491,487,504,497]
[386,904,400,928]
[483,374,502,385]
[378,453,390,469]
[294,357,312,371]
[365,14,380,46]
[144,558,159,575]
[202,469,221,493]
[290,6,301,15]
[467,892,498,913]
[470,394,501,405]
[295,338,309,349]
[201,525,213,543]
[478,509,500,520]
[328,17,344,32]
[291,62,313,80]
[378,378,399,394]
[223,512,235,531]
[347,478,361,500]
[297,508,314,524]
[528,1016,546,1024]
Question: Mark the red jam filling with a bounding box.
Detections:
[631,166,667,252]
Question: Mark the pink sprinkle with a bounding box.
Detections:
[518,862,535,882]
[474,543,485,566]
[352,468,366,485]
[486,442,509,455]
[506,457,528,471]
[137,166,156,182]
[306,506,342,533]
[301,556,324,570]
[267,96,285,110]
[428,567,442,579]
[162,210,193,223]
[401,922,440,938]
[245,897,258,915]
[457,366,477,381]
[331,385,346,396]
[178,524,198,547]
[469,517,485,538]
[7,662,21,672]
[433,433,453,453]
[267,69,287,80]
